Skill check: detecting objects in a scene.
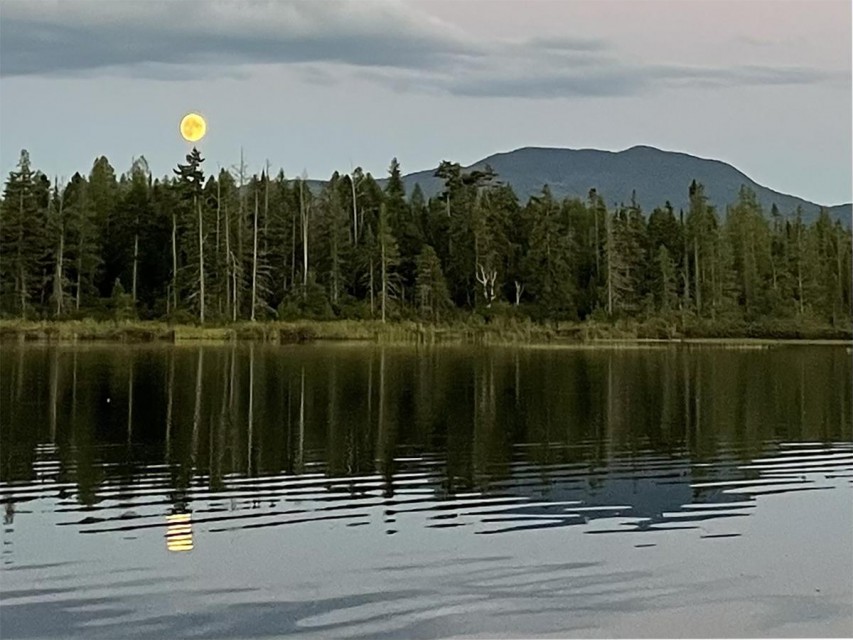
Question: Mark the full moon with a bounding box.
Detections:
[180,113,207,142]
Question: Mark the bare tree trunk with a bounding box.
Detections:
[19,264,26,317]
[290,206,296,293]
[75,237,82,312]
[796,224,804,315]
[224,198,234,321]
[251,191,259,321]
[797,264,805,315]
[369,258,375,317]
[693,236,701,315]
[171,211,178,313]
[381,232,387,323]
[835,232,844,324]
[350,173,359,245]
[681,216,690,325]
[263,161,270,257]
[710,244,717,321]
[231,255,238,322]
[216,173,222,317]
[53,182,65,318]
[236,148,247,317]
[770,255,778,293]
[131,225,139,306]
[594,208,600,275]
[475,264,497,308]
[54,228,65,318]
[17,189,26,317]
[197,194,205,323]
[300,178,308,298]
[606,212,613,316]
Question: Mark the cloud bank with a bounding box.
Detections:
[0,0,846,98]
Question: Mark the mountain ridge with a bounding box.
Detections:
[396,145,851,225]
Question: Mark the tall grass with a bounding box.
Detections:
[0,317,849,345]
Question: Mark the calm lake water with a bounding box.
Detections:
[1,343,851,639]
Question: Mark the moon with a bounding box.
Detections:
[180,113,207,142]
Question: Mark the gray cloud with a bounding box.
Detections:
[360,61,845,100]
[0,0,845,99]
[517,35,610,53]
[0,0,480,77]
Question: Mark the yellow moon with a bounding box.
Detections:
[180,113,206,142]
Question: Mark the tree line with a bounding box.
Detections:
[1,148,850,327]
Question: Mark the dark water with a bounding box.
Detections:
[1,344,851,639]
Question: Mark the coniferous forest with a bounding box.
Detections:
[1,148,851,337]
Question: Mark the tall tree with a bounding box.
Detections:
[377,203,400,322]
[47,177,71,317]
[0,150,44,316]
[415,244,452,321]
[174,147,207,322]
[524,187,575,319]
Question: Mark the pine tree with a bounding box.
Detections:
[316,173,350,309]
[377,203,400,322]
[685,180,717,316]
[655,245,677,312]
[415,244,452,322]
[173,148,207,322]
[1,148,849,333]
[524,187,575,319]
[385,158,422,306]
[726,186,772,319]
[119,157,152,313]
[88,156,118,297]
[0,150,43,316]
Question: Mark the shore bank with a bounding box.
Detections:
[1,319,850,346]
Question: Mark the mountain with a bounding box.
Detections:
[399,145,851,226]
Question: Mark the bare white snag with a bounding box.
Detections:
[349,170,360,245]
[514,280,524,306]
[251,190,259,321]
[52,178,65,318]
[475,263,498,308]
[197,191,205,324]
[300,170,309,298]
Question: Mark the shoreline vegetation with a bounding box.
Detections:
[1,319,850,346]
[2,150,851,342]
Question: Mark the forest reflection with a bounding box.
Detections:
[1,344,851,539]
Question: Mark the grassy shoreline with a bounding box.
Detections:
[1,319,850,346]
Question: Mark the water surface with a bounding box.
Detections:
[1,344,851,638]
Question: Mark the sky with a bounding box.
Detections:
[0,0,850,205]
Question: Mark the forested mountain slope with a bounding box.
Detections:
[400,145,851,225]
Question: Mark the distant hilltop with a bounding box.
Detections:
[396,145,851,226]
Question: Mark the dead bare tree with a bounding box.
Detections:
[300,170,309,298]
[51,177,66,318]
[348,167,364,245]
[475,263,498,308]
[514,280,524,306]
[251,190,259,321]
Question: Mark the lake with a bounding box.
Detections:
[1,343,851,638]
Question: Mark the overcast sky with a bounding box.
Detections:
[1,0,850,205]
